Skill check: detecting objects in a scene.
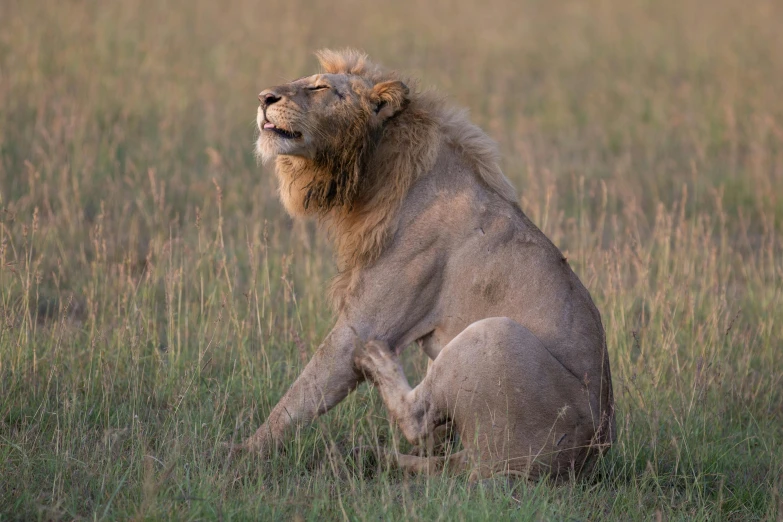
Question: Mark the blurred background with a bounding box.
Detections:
[3,0,782,230]
[1,0,781,519]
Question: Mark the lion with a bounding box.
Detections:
[242,48,615,479]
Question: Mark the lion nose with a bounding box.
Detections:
[259,90,281,107]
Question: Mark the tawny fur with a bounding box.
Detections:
[354,321,609,480]
[244,49,615,480]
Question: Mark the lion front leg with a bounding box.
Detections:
[242,324,362,455]
[354,340,442,446]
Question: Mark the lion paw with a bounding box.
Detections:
[353,339,398,378]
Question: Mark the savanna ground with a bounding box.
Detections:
[1,0,782,519]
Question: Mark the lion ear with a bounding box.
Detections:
[371,80,409,122]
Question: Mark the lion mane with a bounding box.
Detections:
[269,49,517,307]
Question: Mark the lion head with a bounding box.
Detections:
[256,49,422,217]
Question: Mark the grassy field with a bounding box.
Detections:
[1,0,782,519]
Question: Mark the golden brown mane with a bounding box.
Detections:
[274,49,518,307]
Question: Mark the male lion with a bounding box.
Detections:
[244,48,615,479]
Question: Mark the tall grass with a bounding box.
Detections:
[1,0,781,519]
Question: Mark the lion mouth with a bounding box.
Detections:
[263,120,302,140]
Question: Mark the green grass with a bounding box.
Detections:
[1,0,782,519]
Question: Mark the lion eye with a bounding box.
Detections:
[307,85,330,91]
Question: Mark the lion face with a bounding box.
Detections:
[257,74,362,161]
[255,74,409,163]
[255,69,410,216]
